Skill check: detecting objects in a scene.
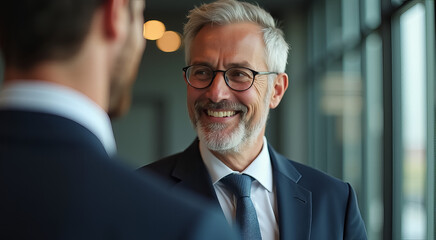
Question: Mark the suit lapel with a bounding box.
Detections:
[269,145,312,240]
[171,140,219,203]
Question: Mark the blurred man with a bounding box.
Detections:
[0,0,237,239]
[141,0,367,239]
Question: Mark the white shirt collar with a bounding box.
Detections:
[200,136,273,192]
[0,80,117,156]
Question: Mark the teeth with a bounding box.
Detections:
[207,110,236,117]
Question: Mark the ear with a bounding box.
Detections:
[103,0,129,39]
[269,73,289,109]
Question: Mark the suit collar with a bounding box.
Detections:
[268,144,312,240]
[171,139,219,202]
[268,144,302,183]
[200,137,274,192]
[0,110,109,158]
[0,82,116,156]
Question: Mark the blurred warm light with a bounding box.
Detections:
[156,31,182,52]
[143,20,165,40]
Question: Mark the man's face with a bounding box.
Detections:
[186,22,272,153]
[108,0,146,118]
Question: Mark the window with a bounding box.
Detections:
[306,0,435,239]
[393,2,429,239]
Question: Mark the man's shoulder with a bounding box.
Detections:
[269,146,350,193]
[1,141,235,239]
[290,160,345,183]
[139,150,184,178]
[140,139,200,175]
[149,150,185,167]
[0,118,234,239]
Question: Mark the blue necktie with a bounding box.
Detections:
[221,173,262,240]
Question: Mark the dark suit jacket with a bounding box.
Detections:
[0,110,237,240]
[141,139,368,240]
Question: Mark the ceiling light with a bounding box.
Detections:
[143,20,165,40]
[156,31,182,52]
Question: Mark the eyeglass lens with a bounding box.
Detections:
[186,65,254,91]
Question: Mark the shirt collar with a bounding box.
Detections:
[200,136,273,192]
[0,80,117,156]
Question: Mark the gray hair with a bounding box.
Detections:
[183,0,289,73]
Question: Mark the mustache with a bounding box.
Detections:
[194,100,248,113]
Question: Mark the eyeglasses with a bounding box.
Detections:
[182,65,278,92]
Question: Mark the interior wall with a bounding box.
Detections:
[112,10,195,168]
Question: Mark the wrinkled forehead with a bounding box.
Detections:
[189,22,268,69]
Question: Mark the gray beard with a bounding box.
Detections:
[194,104,269,154]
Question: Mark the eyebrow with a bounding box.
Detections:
[190,61,254,70]
[225,62,253,69]
[190,62,214,68]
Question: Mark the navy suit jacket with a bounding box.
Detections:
[141,139,367,240]
[0,110,237,240]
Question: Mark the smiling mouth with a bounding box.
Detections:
[207,110,237,118]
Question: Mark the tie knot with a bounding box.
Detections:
[221,173,253,198]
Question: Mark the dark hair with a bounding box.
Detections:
[0,0,105,69]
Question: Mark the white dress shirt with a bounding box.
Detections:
[0,80,117,156]
[200,137,279,240]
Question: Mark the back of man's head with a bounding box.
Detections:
[0,0,104,70]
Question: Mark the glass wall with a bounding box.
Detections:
[307,0,435,239]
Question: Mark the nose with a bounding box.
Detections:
[205,72,231,103]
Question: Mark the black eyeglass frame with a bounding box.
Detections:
[182,65,279,92]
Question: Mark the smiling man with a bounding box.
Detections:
[141,0,367,239]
